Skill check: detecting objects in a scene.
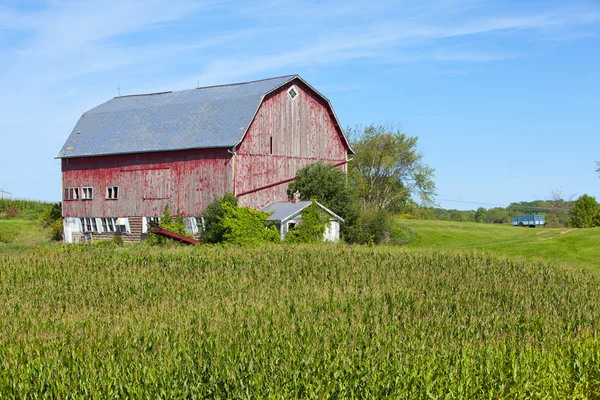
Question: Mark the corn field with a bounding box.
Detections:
[0,244,599,398]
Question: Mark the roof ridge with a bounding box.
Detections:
[113,74,298,99]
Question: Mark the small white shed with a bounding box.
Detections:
[262,200,344,242]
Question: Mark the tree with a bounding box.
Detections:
[288,162,358,226]
[348,124,435,212]
[570,194,599,228]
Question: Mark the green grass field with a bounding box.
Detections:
[400,219,600,270]
[0,219,49,249]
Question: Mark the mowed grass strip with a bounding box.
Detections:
[402,219,600,270]
[1,244,599,397]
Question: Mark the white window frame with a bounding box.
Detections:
[82,187,93,200]
[80,217,97,233]
[101,217,116,233]
[64,187,79,200]
[106,186,119,200]
[287,85,298,101]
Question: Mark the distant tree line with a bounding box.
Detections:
[405,193,600,229]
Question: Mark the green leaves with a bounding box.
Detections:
[284,202,328,244]
[348,124,436,211]
[570,194,600,228]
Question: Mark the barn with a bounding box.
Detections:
[57,75,353,243]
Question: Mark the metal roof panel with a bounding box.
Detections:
[57,75,297,158]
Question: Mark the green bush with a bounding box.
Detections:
[219,203,279,245]
[48,219,64,241]
[149,205,192,246]
[285,202,329,243]
[202,193,238,243]
[345,208,392,244]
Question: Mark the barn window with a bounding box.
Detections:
[80,217,97,233]
[195,217,205,232]
[146,216,160,228]
[106,186,119,200]
[269,136,273,155]
[82,187,93,200]
[101,217,116,232]
[288,86,298,100]
[64,187,79,200]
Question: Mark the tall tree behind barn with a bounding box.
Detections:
[57,75,353,243]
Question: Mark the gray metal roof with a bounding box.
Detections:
[263,201,312,222]
[262,200,344,223]
[58,75,301,158]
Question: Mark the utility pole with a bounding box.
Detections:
[0,183,11,200]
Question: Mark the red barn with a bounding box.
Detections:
[58,75,353,243]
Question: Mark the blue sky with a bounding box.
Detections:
[0,0,598,210]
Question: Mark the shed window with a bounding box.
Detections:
[106,186,119,200]
[80,217,97,233]
[82,187,93,200]
[64,187,79,200]
[269,136,273,155]
[288,86,298,100]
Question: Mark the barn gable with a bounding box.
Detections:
[235,79,351,209]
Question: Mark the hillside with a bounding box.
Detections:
[400,219,600,270]
[0,219,49,249]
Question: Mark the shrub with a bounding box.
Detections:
[49,219,64,241]
[345,208,392,244]
[149,205,192,246]
[202,193,238,243]
[219,203,279,245]
[40,203,62,227]
[5,206,20,219]
[285,202,329,244]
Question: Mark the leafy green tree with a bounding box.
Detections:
[570,194,599,228]
[288,162,359,228]
[202,193,238,243]
[475,207,487,223]
[348,125,436,211]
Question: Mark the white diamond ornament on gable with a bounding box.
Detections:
[288,86,298,100]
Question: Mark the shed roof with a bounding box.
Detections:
[263,201,312,222]
[262,200,344,223]
[57,75,352,158]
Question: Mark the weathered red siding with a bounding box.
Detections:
[62,148,231,217]
[61,78,350,221]
[235,80,348,209]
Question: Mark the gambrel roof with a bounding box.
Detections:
[58,75,352,159]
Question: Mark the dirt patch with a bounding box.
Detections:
[538,229,574,241]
